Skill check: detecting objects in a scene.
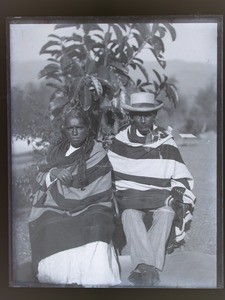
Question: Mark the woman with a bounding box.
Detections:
[29,109,121,287]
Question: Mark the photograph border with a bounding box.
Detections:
[7,15,223,289]
[1,0,224,299]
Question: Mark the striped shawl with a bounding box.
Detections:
[29,140,115,273]
[108,125,196,250]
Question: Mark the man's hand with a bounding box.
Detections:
[167,197,191,219]
[50,168,73,186]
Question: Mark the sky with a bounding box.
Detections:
[10,22,218,65]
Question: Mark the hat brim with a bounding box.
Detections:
[121,101,164,112]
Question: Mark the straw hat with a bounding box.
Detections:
[122,92,164,112]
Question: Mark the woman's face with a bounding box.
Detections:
[64,116,89,148]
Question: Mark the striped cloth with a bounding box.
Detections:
[29,140,115,274]
[108,125,196,246]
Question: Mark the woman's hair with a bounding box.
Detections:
[63,108,90,128]
[62,108,93,189]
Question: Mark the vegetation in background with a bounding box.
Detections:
[38,23,178,143]
[11,23,217,207]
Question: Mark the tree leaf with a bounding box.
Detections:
[117,23,128,31]
[136,63,149,81]
[126,43,134,60]
[45,73,62,82]
[151,23,158,36]
[133,57,144,64]
[64,44,86,60]
[70,60,84,77]
[54,24,80,30]
[110,61,129,75]
[163,23,176,41]
[92,42,105,49]
[137,79,142,86]
[149,35,165,54]
[93,33,104,41]
[88,24,103,32]
[46,82,65,91]
[109,71,121,91]
[40,49,61,57]
[47,58,59,63]
[68,76,83,101]
[153,80,159,91]
[60,56,73,72]
[109,42,118,50]
[136,23,150,40]
[132,32,144,47]
[97,66,110,81]
[48,34,62,40]
[165,83,179,106]
[38,64,60,79]
[150,48,166,69]
[96,77,115,99]
[90,76,103,96]
[49,95,69,112]
[130,63,136,70]
[83,86,92,111]
[139,82,153,88]
[105,32,112,44]
[112,24,124,45]
[39,40,61,55]
[65,33,83,42]
[159,59,166,69]
[86,59,96,74]
[157,26,167,38]
[153,69,162,84]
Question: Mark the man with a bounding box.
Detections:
[108,92,196,286]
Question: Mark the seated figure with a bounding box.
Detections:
[108,92,196,286]
[29,108,121,287]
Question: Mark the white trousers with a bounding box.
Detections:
[122,206,175,271]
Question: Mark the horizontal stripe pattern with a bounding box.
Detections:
[113,171,171,188]
[110,138,184,163]
[29,141,115,272]
[49,186,112,212]
[70,155,111,188]
[108,125,196,245]
[56,171,112,200]
[108,150,193,185]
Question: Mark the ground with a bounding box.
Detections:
[11,133,217,287]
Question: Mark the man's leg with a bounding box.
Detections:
[121,209,155,270]
[147,206,175,270]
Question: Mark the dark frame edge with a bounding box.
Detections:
[216,15,224,289]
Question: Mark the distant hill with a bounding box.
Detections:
[11,60,47,87]
[11,59,216,107]
[143,60,216,107]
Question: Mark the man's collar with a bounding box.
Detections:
[136,124,157,137]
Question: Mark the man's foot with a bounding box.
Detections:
[128,271,142,285]
[138,263,160,286]
[128,264,160,287]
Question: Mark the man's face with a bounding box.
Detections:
[131,111,157,135]
[64,116,89,148]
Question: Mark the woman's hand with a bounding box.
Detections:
[50,168,73,186]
